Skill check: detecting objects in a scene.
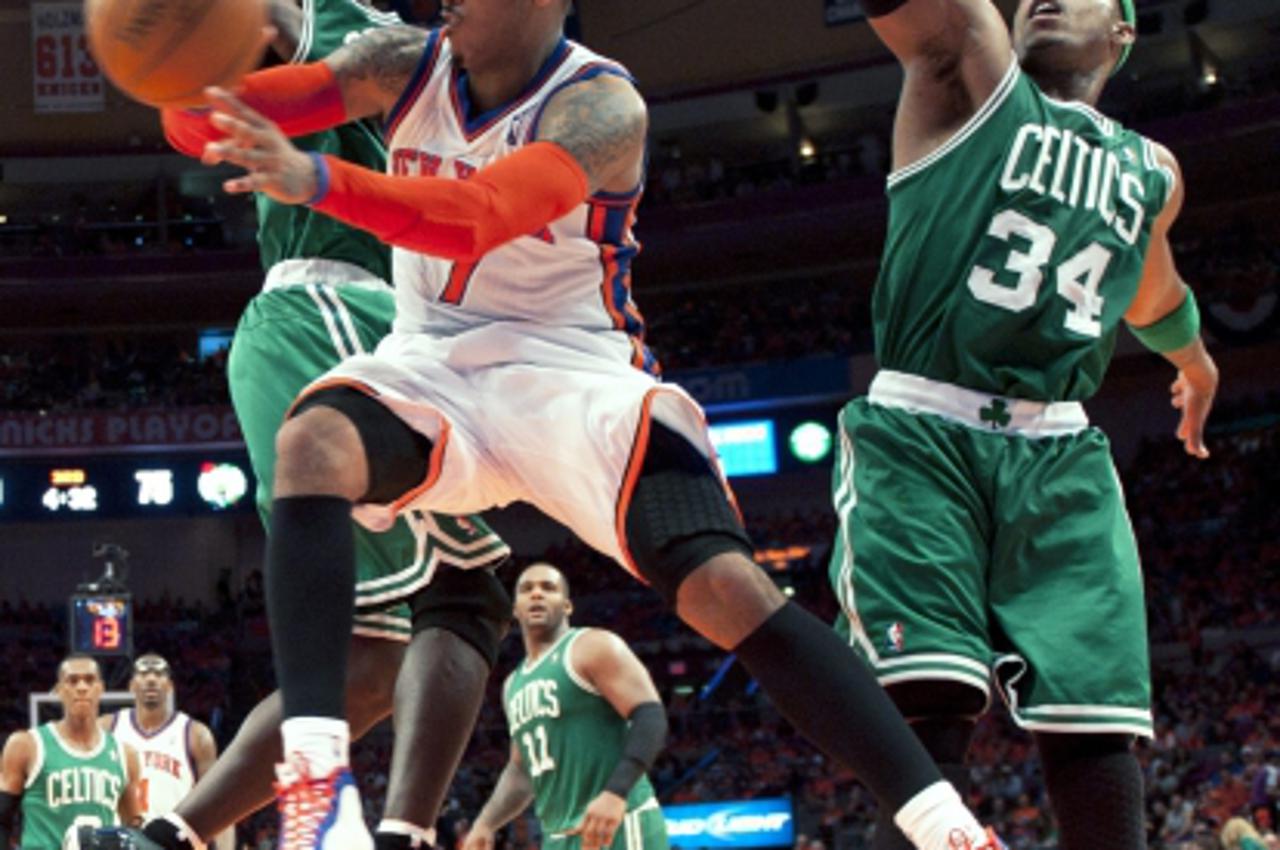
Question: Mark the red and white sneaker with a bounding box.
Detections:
[970,828,1007,850]
[274,757,373,850]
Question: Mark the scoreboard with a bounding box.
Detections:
[0,452,254,521]
[68,593,132,656]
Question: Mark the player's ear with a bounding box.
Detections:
[1113,18,1135,50]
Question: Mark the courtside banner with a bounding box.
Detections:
[31,1,104,113]
[664,797,795,849]
[0,407,242,455]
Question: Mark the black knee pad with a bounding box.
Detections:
[410,567,512,668]
[293,386,433,504]
[623,422,753,606]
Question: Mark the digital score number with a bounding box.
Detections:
[68,594,132,656]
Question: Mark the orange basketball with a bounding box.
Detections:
[84,0,268,108]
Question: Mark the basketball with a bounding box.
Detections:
[83,0,269,108]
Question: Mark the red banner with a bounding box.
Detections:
[0,407,243,454]
[31,1,104,114]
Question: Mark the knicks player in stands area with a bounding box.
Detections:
[0,655,142,850]
[164,1,1001,848]
[825,1,1218,850]
[99,654,230,849]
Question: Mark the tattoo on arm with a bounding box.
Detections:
[329,26,428,101]
[536,76,647,191]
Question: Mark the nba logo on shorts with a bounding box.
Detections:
[885,622,905,653]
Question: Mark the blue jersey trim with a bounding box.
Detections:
[451,38,572,140]
[383,29,443,141]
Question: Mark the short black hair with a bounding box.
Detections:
[518,562,570,598]
[58,654,101,682]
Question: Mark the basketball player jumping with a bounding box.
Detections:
[825,2,1218,849]
[145,3,513,850]
[0,655,143,850]
[165,2,1001,848]
[466,564,669,850]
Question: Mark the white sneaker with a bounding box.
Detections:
[274,757,373,850]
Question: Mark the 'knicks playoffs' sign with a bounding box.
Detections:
[0,407,242,454]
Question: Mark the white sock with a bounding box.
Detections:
[280,716,350,777]
[894,781,986,850]
[376,819,437,848]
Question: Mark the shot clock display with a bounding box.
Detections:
[68,593,133,656]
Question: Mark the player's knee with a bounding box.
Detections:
[292,386,433,503]
[274,405,368,497]
[674,554,781,617]
[623,421,754,606]
[410,568,512,669]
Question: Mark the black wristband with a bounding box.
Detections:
[0,790,20,847]
[602,702,667,798]
[859,0,908,17]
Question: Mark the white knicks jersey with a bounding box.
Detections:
[384,32,659,375]
[111,709,197,818]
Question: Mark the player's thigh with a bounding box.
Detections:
[228,286,393,503]
[990,430,1151,735]
[479,363,727,575]
[828,399,993,693]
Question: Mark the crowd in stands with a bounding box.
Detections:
[0,336,230,413]
[0,191,231,259]
[2,407,1277,849]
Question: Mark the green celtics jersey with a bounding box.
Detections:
[875,60,1176,401]
[255,0,402,275]
[20,724,128,850]
[502,629,656,835]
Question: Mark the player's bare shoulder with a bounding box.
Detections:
[534,74,647,194]
[326,25,431,113]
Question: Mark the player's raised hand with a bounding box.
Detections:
[201,86,318,205]
[566,792,627,850]
[1171,355,1217,459]
[462,822,497,850]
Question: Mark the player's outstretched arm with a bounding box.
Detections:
[565,630,667,850]
[865,0,1011,173]
[161,24,425,158]
[1124,146,1218,459]
[465,742,536,850]
[0,731,34,848]
[119,742,144,827]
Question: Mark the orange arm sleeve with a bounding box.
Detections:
[160,62,347,158]
[309,142,590,261]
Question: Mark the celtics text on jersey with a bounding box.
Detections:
[21,724,128,850]
[501,629,656,837]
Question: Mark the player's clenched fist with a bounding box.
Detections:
[566,792,627,850]
[462,822,497,850]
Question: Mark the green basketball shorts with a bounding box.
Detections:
[828,370,1152,736]
[544,798,668,850]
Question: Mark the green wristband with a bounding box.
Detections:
[1130,288,1200,353]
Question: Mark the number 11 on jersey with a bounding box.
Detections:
[521,725,555,777]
